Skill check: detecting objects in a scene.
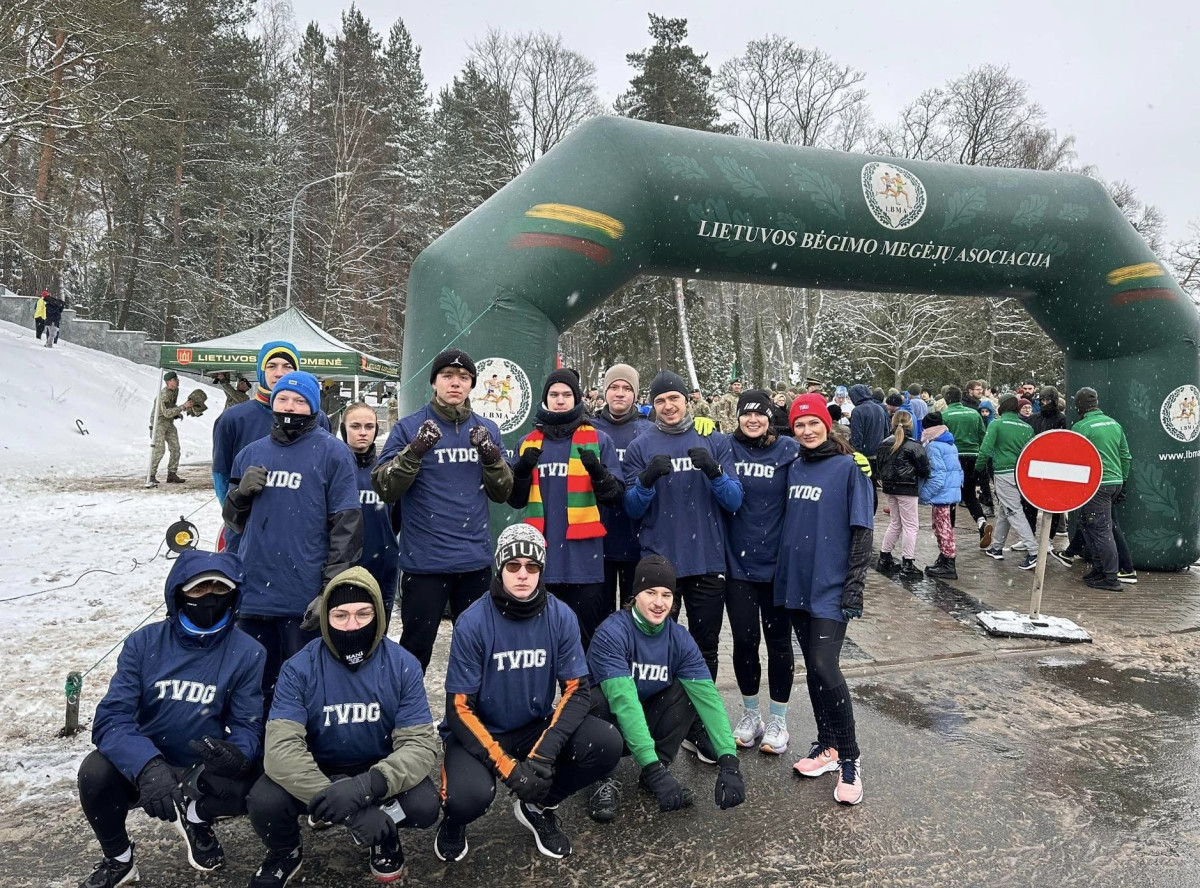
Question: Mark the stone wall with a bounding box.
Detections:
[0,294,163,367]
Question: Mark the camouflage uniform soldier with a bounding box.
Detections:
[149,371,193,485]
[213,372,251,409]
[689,388,713,419]
[711,381,743,433]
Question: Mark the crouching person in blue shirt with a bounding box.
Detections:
[77,550,265,888]
[436,524,622,863]
[584,555,745,823]
[246,567,438,886]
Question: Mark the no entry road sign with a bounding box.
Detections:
[1015,430,1102,514]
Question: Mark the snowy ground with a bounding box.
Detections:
[0,319,226,804]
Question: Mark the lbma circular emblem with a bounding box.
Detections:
[1160,384,1200,443]
[471,358,532,435]
[861,162,927,230]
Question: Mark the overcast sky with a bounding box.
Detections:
[292,0,1198,242]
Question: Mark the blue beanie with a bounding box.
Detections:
[256,340,300,393]
[271,371,320,413]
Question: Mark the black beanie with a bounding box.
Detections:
[328,583,373,610]
[737,390,773,417]
[648,370,687,402]
[885,393,904,407]
[633,555,676,595]
[998,393,1019,414]
[925,410,943,426]
[1074,387,1098,415]
[542,368,582,406]
[429,348,477,386]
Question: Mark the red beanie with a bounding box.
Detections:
[789,393,833,432]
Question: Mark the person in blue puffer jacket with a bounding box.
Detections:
[77,550,265,887]
[918,411,964,580]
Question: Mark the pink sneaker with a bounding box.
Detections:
[834,758,863,805]
[793,742,839,777]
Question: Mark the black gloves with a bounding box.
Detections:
[236,465,268,497]
[641,761,692,812]
[578,448,606,480]
[187,736,251,779]
[137,757,183,822]
[409,419,442,457]
[688,447,723,480]
[346,805,396,846]
[639,454,673,488]
[714,754,745,810]
[503,757,555,804]
[308,770,388,824]
[470,426,502,465]
[513,447,542,480]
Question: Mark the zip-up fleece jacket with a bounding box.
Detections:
[941,402,987,457]
[976,412,1033,474]
[1072,408,1132,485]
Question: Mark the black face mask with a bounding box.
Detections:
[272,410,317,443]
[328,621,376,669]
[179,592,233,630]
[489,573,547,620]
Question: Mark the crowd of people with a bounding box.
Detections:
[79,344,1133,887]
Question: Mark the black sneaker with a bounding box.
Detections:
[369,836,406,884]
[587,776,621,822]
[79,846,137,888]
[250,846,303,888]
[433,817,468,863]
[1049,550,1074,568]
[172,802,224,871]
[1085,575,1123,592]
[681,721,718,764]
[514,800,571,859]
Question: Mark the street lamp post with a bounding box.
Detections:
[286,172,351,311]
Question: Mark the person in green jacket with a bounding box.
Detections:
[978,394,1037,568]
[1069,388,1132,591]
[941,386,994,547]
[583,555,745,823]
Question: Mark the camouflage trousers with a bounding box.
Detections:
[150,421,180,475]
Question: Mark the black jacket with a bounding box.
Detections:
[875,435,930,497]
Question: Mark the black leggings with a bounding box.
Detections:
[441,715,621,826]
[236,616,319,717]
[247,773,440,852]
[790,611,859,760]
[545,582,607,652]
[590,679,695,766]
[398,568,491,671]
[78,750,256,858]
[603,559,638,614]
[669,573,726,680]
[725,579,794,703]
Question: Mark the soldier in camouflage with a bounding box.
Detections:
[212,372,250,409]
[149,371,193,485]
[689,388,712,420]
[711,380,743,433]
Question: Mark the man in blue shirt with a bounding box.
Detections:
[372,349,514,671]
[622,370,743,764]
[76,550,264,887]
[224,371,362,715]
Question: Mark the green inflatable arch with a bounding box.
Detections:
[401,117,1200,571]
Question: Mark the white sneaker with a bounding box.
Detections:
[732,708,765,748]
[1009,541,1028,551]
[759,717,789,755]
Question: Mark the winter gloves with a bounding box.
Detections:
[236,465,268,497]
[187,736,251,779]
[137,757,183,822]
[470,426,502,465]
[580,449,625,504]
[409,419,442,457]
[687,447,723,480]
[503,756,555,805]
[513,447,542,480]
[346,805,396,846]
[714,754,745,810]
[639,454,673,487]
[308,770,388,824]
[641,761,692,812]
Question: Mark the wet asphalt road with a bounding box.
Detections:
[7,540,1200,888]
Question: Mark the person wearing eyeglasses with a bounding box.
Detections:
[76,550,265,888]
[435,524,622,864]
[245,567,439,887]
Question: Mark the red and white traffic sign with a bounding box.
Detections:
[1015,429,1102,513]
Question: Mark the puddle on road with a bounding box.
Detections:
[1035,659,1200,720]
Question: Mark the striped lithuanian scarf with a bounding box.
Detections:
[520,425,606,539]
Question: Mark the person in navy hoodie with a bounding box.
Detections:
[372,349,513,671]
[245,567,439,887]
[508,368,625,650]
[778,394,872,807]
[724,390,800,756]
[211,340,332,513]
[589,363,652,611]
[224,371,362,714]
[622,370,743,764]
[435,524,621,864]
[584,555,745,824]
[340,402,400,624]
[76,550,265,888]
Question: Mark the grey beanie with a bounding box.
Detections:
[494,523,547,572]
